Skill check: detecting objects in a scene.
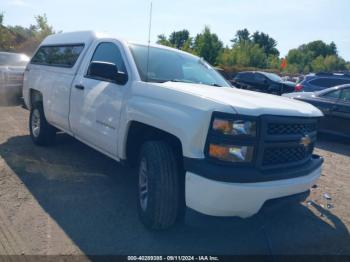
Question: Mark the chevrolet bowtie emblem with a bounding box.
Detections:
[300,135,311,147]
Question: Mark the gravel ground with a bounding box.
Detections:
[0,106,349,256]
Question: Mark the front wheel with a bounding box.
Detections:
[137,141,183,230]
[29,102,56,146]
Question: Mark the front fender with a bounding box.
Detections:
[118,96,212,159]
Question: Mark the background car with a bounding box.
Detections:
[233,71,296,95]
[295,72,350,92]
[283,84,350,138]
[0,52,30,106]
[215,67,235,86]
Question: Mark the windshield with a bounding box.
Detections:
[263,72,282,82]
[0,53,29,66]
[129,44,230,87]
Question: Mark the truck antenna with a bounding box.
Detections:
[146,1,153,82]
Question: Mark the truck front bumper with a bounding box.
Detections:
[185,156,322,217]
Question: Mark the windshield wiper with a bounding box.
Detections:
[168,79,196,84]
[147,78,223,87]
[210,83,222,87]
[147,78,194,84]
[170,80,223,87]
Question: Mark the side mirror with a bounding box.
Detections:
[87,61,128,85]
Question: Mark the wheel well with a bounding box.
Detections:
[29,89,43,108]
[125,122,184,168]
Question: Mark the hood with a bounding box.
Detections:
[157,82,323,117]
[0,65,26,73]
[283,92,316,99]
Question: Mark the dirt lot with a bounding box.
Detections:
[0,106,349,256]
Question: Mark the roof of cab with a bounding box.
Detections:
[41,31,108,46]
[40,31,200,59]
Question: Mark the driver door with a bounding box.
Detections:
[69,41,129,156]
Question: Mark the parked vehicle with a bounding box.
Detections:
[233,71,296,95]
[0,52,29,106]
[215,67,235,86]
[23,31,323,230]
[283,84,350,138]
[295,72,350,92]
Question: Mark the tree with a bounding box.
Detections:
[231,28,250,44]
[18,14,55,54]
[329,41,337,55]
[324,55,346,71]
[218,41,267,68]
[0,13,55,55]
[32,14,54,38]
[0,12,4,25]
[311,55,326,72]
[156,34,171,46]
[346,63,350,71]
[251,31,279,56]
[0,12,16,51]
[169,29,190,49]
[286,40,345,73]
[306,40,337,57]
[267,55,281,70]
[181,37,194,53]
[193,26,223,65]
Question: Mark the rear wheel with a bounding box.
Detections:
[29,102,56,146]
[137,141,183,230]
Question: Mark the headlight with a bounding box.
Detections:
[212,118,256,136]
[209,144,254,162]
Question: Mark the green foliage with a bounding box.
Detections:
[311,55,326,72]
[230,28,279,57]
[346,63,350,71]
[284,63,300,75]
[218,41,267,68]
[267,55,281,69]
[152,27,350,74]
[0,13,54,55]
[181,37,194,53]
[169,29,190,49]
[0,12,4,25]
[193,26,223,65]
[286,40,346,73]
[156,34,171,47]
[251,31,279,56]
[157,31,194,54]
[2,13,349,75]
[231,29,250,44]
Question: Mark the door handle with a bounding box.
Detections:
[75,84,85,90]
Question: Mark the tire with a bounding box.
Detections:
[29,102,56,146]
[137,141,183,230]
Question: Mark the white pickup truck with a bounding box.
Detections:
[23,31,323,230]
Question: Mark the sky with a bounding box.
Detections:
[2,0,350,60]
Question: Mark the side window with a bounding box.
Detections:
[340,88,350,102]
[90,42,126,73]
[335,78,350,86]
[320,89,341,100]
[31,44,84,67]
[235,73,242,80]
[240,73,253,81]
[254,73,266,83]
[309,78,350,88]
